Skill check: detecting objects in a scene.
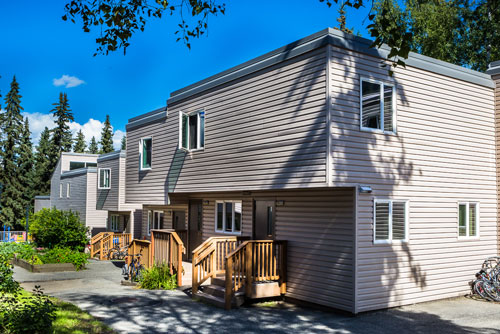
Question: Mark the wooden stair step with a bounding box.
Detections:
[193,290,245,309]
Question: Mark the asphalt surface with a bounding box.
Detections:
[14,260,500,334]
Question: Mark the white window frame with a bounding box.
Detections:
[373,199,409,244]
[139,137,153,171]
[360,77,397,134]
[59,184,63,198]
[98,168,111,189]
[66,183,71,198]
[458,202,480,239]
[214,200,242,235]
[110,215,120,232]
[179,109,205,152]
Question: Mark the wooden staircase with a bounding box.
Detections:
[191,237,287,309]
[90,232,131,260]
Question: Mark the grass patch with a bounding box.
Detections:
[52,299,117,334]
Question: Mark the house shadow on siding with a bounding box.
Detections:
[164,149,187,202]
[265,43,426,311]
[96,189,109,210]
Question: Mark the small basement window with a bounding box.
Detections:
[458,202,478,238]
[215,201,242,234]
[374,199,408,243]
[360,78,396,133]
[179,110,205,151]
[98,168,111,189]
[140,138,152,170]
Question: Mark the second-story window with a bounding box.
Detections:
[59,184,63,198]
[179,110,205,151]
[140,138,152,170]
[360,78,396,133]
[67,183,71,198]
[98,168,111,189]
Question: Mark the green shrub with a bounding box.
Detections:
[40,247,89,270]
[29,208,89,251]
[138,262,177,290]
[0,253,19,293]
[0,286,56,334]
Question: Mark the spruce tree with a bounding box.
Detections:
[0,76,24,228]
[18,118,35,215]
[88,136,99,154]
[73,130,86,153]
[49,92,74,174]
[100,115,114,153]
[121,135,126,150]
[34,127,53,195]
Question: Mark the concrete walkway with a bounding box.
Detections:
[14,260,500,334]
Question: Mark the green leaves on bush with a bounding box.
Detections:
[0,253,19,294]
[0,286,56,334]
[138,262,177,290]
[29,208,89,251]
[40,247,89,271]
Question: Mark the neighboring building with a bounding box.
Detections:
[48,152,108,235]
[121,28,499,314]
[96,150,142,239]
[34,195,51,212]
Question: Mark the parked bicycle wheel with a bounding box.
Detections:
[483,281,500,302]
[473,280,490,300]
[122,263,129,277]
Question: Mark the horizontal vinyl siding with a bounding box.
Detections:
[186,188,355,312]
[495,75,500,254]
[125,48,328,204]
[50,172,88,224]
[139,205,189,240]
[96,158,120,211]
[85,173,108,232]
[327,45,497,312]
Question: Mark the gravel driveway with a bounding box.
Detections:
[14,260,500,334]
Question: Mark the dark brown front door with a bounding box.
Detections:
[254,200,275,240]
[188,200,203,257]
[172,211,185,230]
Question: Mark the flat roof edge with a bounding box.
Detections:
[126,109,167,131]
[98,150,126,162]
[487,61,500,76]
[167,28,494,105]
[61,167,97,179]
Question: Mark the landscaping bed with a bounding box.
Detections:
[12,255,77,273]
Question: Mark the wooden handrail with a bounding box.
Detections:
[224,240,287,310]
[150,230,185,287]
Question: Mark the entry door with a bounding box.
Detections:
[254,200,275,240]
[188,200,203,257]
[172,210,185,230]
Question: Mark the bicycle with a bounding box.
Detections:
[107,244,128,260]
[122,253,144,282]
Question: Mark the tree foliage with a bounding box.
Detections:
[18,118,35,212]
[73,129,86,153]
[100,115,114,153]
[34,127,53,196]
[51,92,74,154]
[29,208,89,251]
[0,77,25,228]
[62,0,226,55]
[121,135,127,150]
[88,136,99,154]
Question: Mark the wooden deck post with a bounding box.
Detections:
[279,241,287,294]
[177,239,183,287]
[245,243,252,297]
[192,252,198,295]
[99,238,104,260]
[169,234,173,274]
[150,231,155,267]
[225,256,233,310]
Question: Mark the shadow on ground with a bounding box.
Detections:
[56,290,500,334]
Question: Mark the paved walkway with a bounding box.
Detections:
[14,260,500,334]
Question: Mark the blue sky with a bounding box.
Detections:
[0,1,371,148]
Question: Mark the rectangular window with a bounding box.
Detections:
[179,110,205,151]
[60,184,63,198]
[215,201,242,234]
[360,78,395,133]
[458,202,478,238]
[69,161,97,170]
[98,168,111,189]
[374,199,408,243]
[140,138,152,170]
[110,215,119,232]
[66,183,70,198]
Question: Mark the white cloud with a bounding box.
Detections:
[22,112,123,151]
[53,75,85,88]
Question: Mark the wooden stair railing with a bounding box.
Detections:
[225,240,287,310]
[90,232,131,260]
[191,236,247,295]
[150,229,186,287]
